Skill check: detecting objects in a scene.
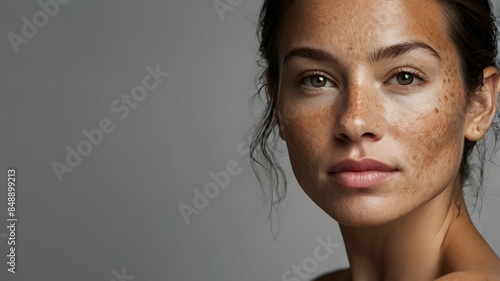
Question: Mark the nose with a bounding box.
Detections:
[334,81,385,143]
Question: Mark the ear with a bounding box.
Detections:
[464,66,500,141]
[266,71,286,141]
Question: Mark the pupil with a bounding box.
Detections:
[398,73,413,85]
[313,75,326,87]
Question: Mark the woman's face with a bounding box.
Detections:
[275,0,471,226]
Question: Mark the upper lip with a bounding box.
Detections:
[328,158,397,173]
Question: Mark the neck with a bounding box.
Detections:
[338,178,472,281]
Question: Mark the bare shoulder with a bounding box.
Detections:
[312,268,349,281]
[435,271,500,281]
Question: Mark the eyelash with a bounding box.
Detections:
[298,68,428,93]
[298,71,336,93]
[384,68,427,90]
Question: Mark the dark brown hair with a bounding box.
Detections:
[249,0,500,218]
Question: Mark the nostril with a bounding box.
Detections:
[337,133,351,143]
[336,131,378,143]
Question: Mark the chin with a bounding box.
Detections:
[331,212,402,228]
[315,194,410,228]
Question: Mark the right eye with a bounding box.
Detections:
[300,74,335,88]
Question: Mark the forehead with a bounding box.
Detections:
[278,0,453,64]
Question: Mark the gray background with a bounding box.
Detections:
[0,1,499,280]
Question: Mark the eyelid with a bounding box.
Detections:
[383,67,428,90]
[298,71,337,88]
[386,67,428,83]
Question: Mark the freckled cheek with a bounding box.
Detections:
[395,81,465,181]
[279,104,334,172]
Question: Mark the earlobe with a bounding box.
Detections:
[464,66,500,141]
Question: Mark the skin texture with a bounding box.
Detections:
[268,0,500,280]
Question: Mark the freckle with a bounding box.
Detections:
[434,108,439,113]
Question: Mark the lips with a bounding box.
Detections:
[328,158,398,188]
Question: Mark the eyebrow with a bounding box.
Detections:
[370,42,441,63]
[282,41,442,66]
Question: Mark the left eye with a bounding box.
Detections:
[388,72,421,86]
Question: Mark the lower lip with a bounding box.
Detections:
[328,170,398,188]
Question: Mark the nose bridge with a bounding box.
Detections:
[337,76,382,141]
[348,80,377,117]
